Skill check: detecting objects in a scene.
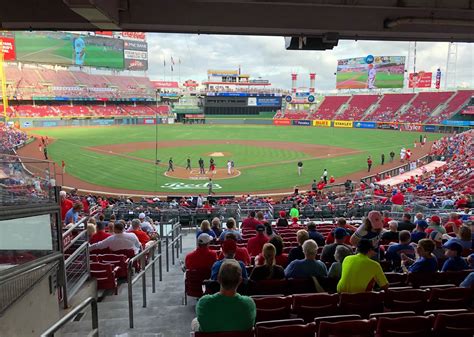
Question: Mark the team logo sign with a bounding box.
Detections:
[365,54,374,64]
[161,182,222,190]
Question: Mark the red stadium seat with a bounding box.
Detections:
[318,319,374,337]
[251,295,292,322]
[96,254,129,278]
[184,268,212,305]
[90,262,118,294]
[339,292,384,318]
[193,331,254,337]
[292,293,339,322]
[314,314,362,331]
[256,322,316,337]
[427,287,472,310]
[375,316,433,337]
[248,279,288,296]
[432,312,474,337]
[383,288,428,314]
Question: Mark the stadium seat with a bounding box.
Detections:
[248,279,288,296]
[193,331,254,337]
[368,311,416,319]
[184,268,212,305]
[314,314,362,331]
[432,312,474,337]
[317,319,375,337]
[256,322,316,337]
[375,315,433,337]
[287,278,317,294]
[383,288,428,314]
[427,287,472,310]
[90,262,118,294]
[292,293,339,322]
[251,295,292,322]
[339,292,384,318]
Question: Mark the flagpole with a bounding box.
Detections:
[163,57,166,81]
[178,59,181,85]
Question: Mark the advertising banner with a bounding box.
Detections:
[256,97,281,107]
[377,122,399,130]
[313,120,331,127]
[15,31,124,69]
[441,120,474,126]
[435,69,442,89]
[408,72,432,88]
[293,120,311,126]
[334,120,353,128]
[152,81,179,89]
[354,121,376,129]
[273,119,291,126]
[336,55,406,89]
[247,97,257,106]
[124,39,148,71]
[423,125,437,132]
[401,123,422,131]
[121,32,146,40]
[0,34,16,61]
[91,119,114,126]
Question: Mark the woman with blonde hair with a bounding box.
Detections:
[86,222,96,237]
[196,220,216,239]
[249,243,285,281]
[445,225,473,250]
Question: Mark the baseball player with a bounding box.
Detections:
[227,160,232,175]
[297,161,303,176]
[186,157,191,170]
[198,158,205,174]
[167,157,174,172]
[207,178,216,195]
[367,64,376,89]
[73,36,86,66]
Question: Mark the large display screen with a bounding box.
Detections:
[336,56,406,89]
[15,31,124,69]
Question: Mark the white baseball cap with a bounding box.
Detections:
[139,213,146,219]
[197,233,212,245]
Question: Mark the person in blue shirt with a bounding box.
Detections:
[64,202,83,225]
[411,218,428,244]
[441,241,469,272]
[284,239,327,279]
[402,239,438,273]
[307,222,326,247]
[385,230,416,269]
[460,272,474,288]
[196,220,217,239]
[210,239,248,281]
[219,218,242,241]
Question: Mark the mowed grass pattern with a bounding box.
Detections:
[31,125,443,193]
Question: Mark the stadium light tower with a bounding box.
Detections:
[445,42,458,89]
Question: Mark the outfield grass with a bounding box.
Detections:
[31,125,443,193]
[336,71,404,88]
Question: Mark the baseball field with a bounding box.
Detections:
[22,124,443,195]
[336,72,405,89]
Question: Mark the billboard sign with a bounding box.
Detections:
[247,97,257,106]
[424,125,437,132]
[256,97,281,106]
[15,31,124,69]
[124,39,148,71]
[435,69,442,89]
[354,121,376,129]
[400,123,422,131]
[293,120,311,126]
[152,81,179,89]
[334,120,353,128]
[408,72,432,88]
[121,32,146,40]
[273,119,291,126]
[313,120,331,127]
[441,120,474,126]
[336,56,406,89]
[0,32,16,61]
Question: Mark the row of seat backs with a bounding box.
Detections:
[90,253,129,278]
[193,310,474,337]
[90,262,118,294]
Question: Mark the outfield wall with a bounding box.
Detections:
[11,116,169,128]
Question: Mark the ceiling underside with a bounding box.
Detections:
[1,0,473,42]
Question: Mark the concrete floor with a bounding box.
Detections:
[61,233,198,337]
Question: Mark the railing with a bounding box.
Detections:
[63,241,90,307]
[40,297,98,337]
[0,252,64,316]
[127,240,163,328]
[163,222,183,273]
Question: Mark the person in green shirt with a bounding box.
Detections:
[289,203,299,219]
[193,260,256,333]
[337,238,389,293]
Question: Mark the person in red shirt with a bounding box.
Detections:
[185,233,217,270]
[367,156,373,172]
[329,176,335,184]
[445,213,463,233]
[391,191,405,206]
[129,219,150,248]
[326,218,356,245]
[60,190,73,222]
[241,211,260,232]
[247,225,269,257]
[218,232,251,266]
[82,197,90,214]
[383,210,393,227]
[89,221,111,244]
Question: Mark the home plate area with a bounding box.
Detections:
[164,167,241,180]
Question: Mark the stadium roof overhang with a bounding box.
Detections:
[1,0,473,43]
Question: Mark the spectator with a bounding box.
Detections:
[194,260,256,333]
[382,211,392,227]
[445,225,473,250]
[196,220,217,239]
[218,233,251,266]
[411,220,428,243]
[263,222,277,239]
[287,230,309,264]
[307,222,325,247]
[350,211,384,255]
[255,236,288,267]
[445,212,463,233]
[256,211,265,224]
[397,213,415,232]
[429,231,446,259]
[460,272,474,288]
[391,190,405,210]
[284,239,327,279]
[86,221,96,237]
[249,243,285,281]
[211,217,223,238]
[441,241,468,272]
[89,221,111,244]
[385,230,416,268]
[414,213,428,229]
[129,219,150,248]
[138,213,155,234]
[426,215,446,235]
[337,239,389,293]
[219,218,241,241]
[289,204,299,219]
[402,239,438,273]
[381,220,399,243]
[328,245,353,280]
[60,190,73,222]
[89,221,141,254]
[247,225,269,257]
[276,211,289,227]
[241,211,260,231]
[185,233,218,270]
[321,228,351,264]
[326,218,355,245]
[211,239,248,281]
[64,202,83,225]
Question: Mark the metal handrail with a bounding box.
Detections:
[63,229,88,252]
[165,222,183,272]
[40,297,98,337]
[64,241,89,267]
[127,240,163,328]
[62,216,88,239]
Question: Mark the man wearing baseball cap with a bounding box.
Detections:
[211,239,248,281]
[441,241,468,272]
[426,215,447,235]
[246,225,269,257]
[411,217,428,243]
[321,227,351,264]
[138,212,155,234]
[185,233,217,270]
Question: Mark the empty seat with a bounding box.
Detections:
[90,262,118,294]
[339,292,384,318]
[432,312,474,337]
[369,311,416,319]
[98,254,129,278]
[375,315,432,337]
[292,293,339,322]
[318,319,374,337]
[248,279,288,296]
[384,288,428,314]
[428,287,472,310]
[251,295,292,322]
[256,322,316,337]
[287,278,317,294]
[184,268,212,305]
[314,314,362,331]
[194,331,254,337]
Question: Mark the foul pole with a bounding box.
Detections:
[0,40,8,122]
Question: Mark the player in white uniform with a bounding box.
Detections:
[73,37,86,66]
[400,147,406,162]
[367,64,376,89]
[227,160,232,175]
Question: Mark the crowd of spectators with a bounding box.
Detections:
[0,124,28,153]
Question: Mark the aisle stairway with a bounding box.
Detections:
[59,234,196,337]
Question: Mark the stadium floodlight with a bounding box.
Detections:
[285,33,339,50]
[63,0,121,30]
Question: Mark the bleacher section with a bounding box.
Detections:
[428,90,474,124]
[309,96,350,120]
[397,91,454,123]
[337,94,380,121]
[362,93,415,122]
[282,111,309,119]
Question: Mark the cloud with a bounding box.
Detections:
[146,33,474,91]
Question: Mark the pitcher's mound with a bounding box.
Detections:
[165,167,240,180]
[205,152,230,157]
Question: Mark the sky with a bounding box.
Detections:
[146,33,474,92]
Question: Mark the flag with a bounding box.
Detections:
[171,56,175,65]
